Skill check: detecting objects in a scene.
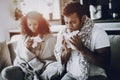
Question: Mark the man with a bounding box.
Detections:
[54,2,110,80]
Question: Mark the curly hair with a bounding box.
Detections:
[63,2,85,21]
[21,11,50,36]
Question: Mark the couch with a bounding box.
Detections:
[0,34,120,80]
[108,35,120,80]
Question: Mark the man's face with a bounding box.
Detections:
[64,13,83,32]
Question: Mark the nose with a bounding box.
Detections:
[67,22,73,29]
[29,25,35,32]
[30,26,34,30]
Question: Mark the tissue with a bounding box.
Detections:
[64,30,80,49]
[31,36,42,48]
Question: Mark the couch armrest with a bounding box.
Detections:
[7,42,17,64]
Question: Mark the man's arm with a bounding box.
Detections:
[61,48,71,64]
[81,46,111,69]
[69,27,111,69]
[70,34,111,69]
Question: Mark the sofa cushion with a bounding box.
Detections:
[7,42,17,64]
[0,41,12,72]
[7,34,23,64]
[109,35,120,72]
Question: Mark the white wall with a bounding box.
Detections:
[0,0,18,42]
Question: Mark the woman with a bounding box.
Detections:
[1,11,56,80]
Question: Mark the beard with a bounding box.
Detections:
[69,22,84,32]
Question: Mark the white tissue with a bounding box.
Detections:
[31,36,42,48]
[69,30,79,37]
[64,30,80,49]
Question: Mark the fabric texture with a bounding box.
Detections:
[0,41,12,72]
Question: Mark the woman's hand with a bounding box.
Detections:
[26,39,34,50]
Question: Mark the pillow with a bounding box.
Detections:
[0,41,12,72]
[109,35,120,72]
[7,42,17,64]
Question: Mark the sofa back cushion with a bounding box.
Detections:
[109,35,120,72]
[7,42,17,64]
[0,41,12,72]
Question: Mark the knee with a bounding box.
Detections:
[41,69,59,80]
[1,66,12,80]
[1,66,24,80]
[40,71,49,80]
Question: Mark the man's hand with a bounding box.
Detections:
[69,34,111,69]
[61,36,71,64]
[69,34,85,51]
[26,39,34,50]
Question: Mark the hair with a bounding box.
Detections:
[21,11,50,36]
[63,2,85,21]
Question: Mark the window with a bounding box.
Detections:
[20,0,60,20]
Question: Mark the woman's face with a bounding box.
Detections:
[27,18,39,35]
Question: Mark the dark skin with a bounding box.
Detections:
[61,13,111,69]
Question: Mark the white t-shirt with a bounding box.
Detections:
[90,26,110,77]
[91,26,110,51]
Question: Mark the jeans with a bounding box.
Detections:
[1,66,24,80]
[87,75,107,80]
[61,72,107,80]
[61,73,76,80]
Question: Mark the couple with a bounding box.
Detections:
[1,2,110,80]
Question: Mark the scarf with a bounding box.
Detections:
[79,16,94,49]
